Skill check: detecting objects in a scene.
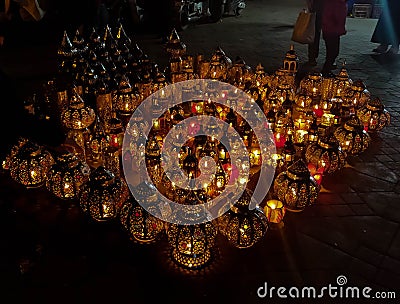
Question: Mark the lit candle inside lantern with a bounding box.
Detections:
[274,133,286,149]
[294,118,307,130]
[313,173,323,186]
[313,104,323,118]
[153,119,160,130]
[251,148,261,166]
[264,199,285,224]
[30,170,38,179]
[294,130,308,144]
[219,148,227,160]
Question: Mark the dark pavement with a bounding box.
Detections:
[0,0,399,303]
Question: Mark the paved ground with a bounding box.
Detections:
[0,0,399,303]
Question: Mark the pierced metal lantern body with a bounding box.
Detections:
[46,152,91,199]
[333,66,352,97]
[357,97,391,133]
[218,189,268,249]
[61,92,96,130]
[79,166,129,222]
[334,115,371,156]
[274,159,320,212]
[305,135,347,175]
[113,75,141,122]
[299,72,323,98]
[10,141,54,188]
[342,79,371,110]
[120,181,165,244]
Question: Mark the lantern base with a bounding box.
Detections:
[171,248,212,269]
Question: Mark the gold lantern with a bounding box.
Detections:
[357,97,391,133]
[334,115,371,156]
[46,152,91,199]
[274,159,320,212]
[120,183,164,244]
[281,44,299,86]
[342,79,370,110]
[10,141,54,188]
[264,199,286,227]
[321,73,336,100]
[79,166,129,222]
[305,135,347,175]
[299,72,323,98]
[218,189,268,249]
[113,75,141,126]
[333,64,352,97]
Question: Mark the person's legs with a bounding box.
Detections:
[307,11,322,65]
[322,34,340,74]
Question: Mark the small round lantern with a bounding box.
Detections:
[342,79,371,110]
[334,115,371,156]
[46,152,91,199]
[305,135,347,175]
[299,72,323,98]
[79,166,129,222]
[61,92,96,130]
[120,181,165,244]
[274,159,320,212]
[218,189,268,249]
[10,141,54,188]
[357,97,391,133]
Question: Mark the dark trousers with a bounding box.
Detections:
[308,0,324,61]
[322,34,340,73]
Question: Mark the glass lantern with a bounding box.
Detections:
[79,166,129,222]
[46,152,91,199]
[218,189,269,249]
[274,159,320,212]
[10,141,54,188]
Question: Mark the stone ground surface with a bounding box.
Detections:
[0,0,399,303]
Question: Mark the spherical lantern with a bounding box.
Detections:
[299,72,323,98]
[120,181,165,244]
[61,92,96,130]
[333,65,352,97]
[113,75,141,124]
[10,141,54,188]
[218,189,268,249]
[274,159,320,212]
[342,79,371,110]
[46,152,91,199]
[305,135,347,175]
[79,166,129,222]
[334,115,371,156]
[357,97,391,133]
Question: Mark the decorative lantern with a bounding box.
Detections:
[113,75,141,126]
[305,135,347,175]
[46,152,91,199]
[62,91,96,130]
[228,56,252,87]
[274,159,320,212]
[79,166,129,222]
[120,184,164,244]
[321,72,336,100]
[219,189,268,249]
[333,64,352,97]
[299,72,323,99]
[10,141,54,188]
[357,97,391,133]
[342,79,370,110]
[334,115,371,156]
[281,44,299,86]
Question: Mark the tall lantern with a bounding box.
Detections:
[79,166,129,222]
[218,189,268,249]
[274,159,320,212]
[357,97,391,133]
[10,141,54,188]
[113,75,141,127]
[46,152,91,199]
[334,115,371,156]
[333,64,352,97]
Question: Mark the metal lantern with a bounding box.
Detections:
[120,183,164,244]
[342,79,371,110]
[274,159,320,212]
[166,28,187,59]
[305,135,347,175]
[299,72,323,98]
[333,65,352,97]
[334,115,371,156]
[218,189,268,249]
[46,152,91,199]
[113,75,141,125]
[61,91,96,130]
[357,97,391,133]
[10,141,54,188]
[79,166,129,222]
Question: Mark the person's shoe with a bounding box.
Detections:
[387,46,399,55]
[373,44,389,53]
